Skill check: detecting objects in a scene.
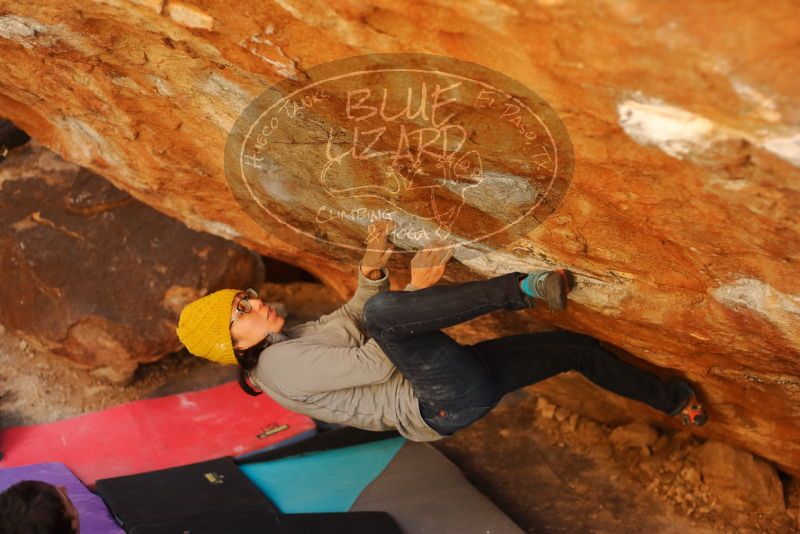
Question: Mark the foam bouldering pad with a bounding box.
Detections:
[0,381,316,486]
[233,426,320,463]
[239,426,400,463]
[240,436,406,513]
[0,462,123,534]
[95,457,277,530]
[129,511,401,534]
[239,435,523,533]
[350,441,524,533]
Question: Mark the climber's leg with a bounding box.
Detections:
[469,330,689,415]
[362,272,537,341]
[369,325,500,437]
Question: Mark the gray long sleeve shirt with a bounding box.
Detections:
[250,262,445,442]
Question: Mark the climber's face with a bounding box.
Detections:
[230,290,285,350]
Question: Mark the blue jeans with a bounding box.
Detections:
[362,272,686,437]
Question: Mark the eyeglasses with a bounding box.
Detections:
[230,288,259,329]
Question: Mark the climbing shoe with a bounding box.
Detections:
[668,379,708,427]
[519,268,574,311]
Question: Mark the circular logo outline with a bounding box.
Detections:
[224,52,574,260]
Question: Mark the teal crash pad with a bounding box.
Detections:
[240,436,406,513]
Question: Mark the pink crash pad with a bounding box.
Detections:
[0,381,315,487]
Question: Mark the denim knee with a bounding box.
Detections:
[363,292,393,336]
[420,403,495,437]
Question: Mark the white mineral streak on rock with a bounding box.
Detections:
[558,274,631,316]
[147,75,174,96]
[256,160,296,203]
[762,133,800,168]
[0,14,96,55]
[617,96,727,159]
[460,246,542,277]
[0,15,54,49]
[238,25,299,80]
[712,278,800,348]
[51,117,132,180]
[273,0,303,20]
[165,2,214,30]
[438,170,539,224]
[618,92,800,168]
[111,75,145,93]
[126,0,165,14]
[273,0,377,49]
[197,71,255,132]
[731,79,782,123]
[183,215,241,239]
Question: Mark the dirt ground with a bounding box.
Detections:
[437,391,799,533]
[1,278,798,533]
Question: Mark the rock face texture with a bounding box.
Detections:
[0,141,264,383]
[694,441,785,514]
[0,1,798,473]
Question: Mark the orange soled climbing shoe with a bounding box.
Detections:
[519,269,575,311]
[668,379,708,427]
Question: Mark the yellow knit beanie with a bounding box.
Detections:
[176,289,240,366]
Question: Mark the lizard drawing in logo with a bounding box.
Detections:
[318,124,485,240]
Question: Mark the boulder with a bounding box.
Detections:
[693,441,785,514]
[536,396,557,420]
[0,1,798,475]
[0,141,264,383]
[609,421,659,450]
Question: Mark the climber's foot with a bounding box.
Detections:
[668,379,708,427]
[519,269,575,311]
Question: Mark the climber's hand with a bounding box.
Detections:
[409,239,453,289]
[360,220,396,276]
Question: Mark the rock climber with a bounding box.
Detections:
[176,220,707,443]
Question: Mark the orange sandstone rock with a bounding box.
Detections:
[0,0,798,476]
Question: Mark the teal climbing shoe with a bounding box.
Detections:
[519,268,574,311]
